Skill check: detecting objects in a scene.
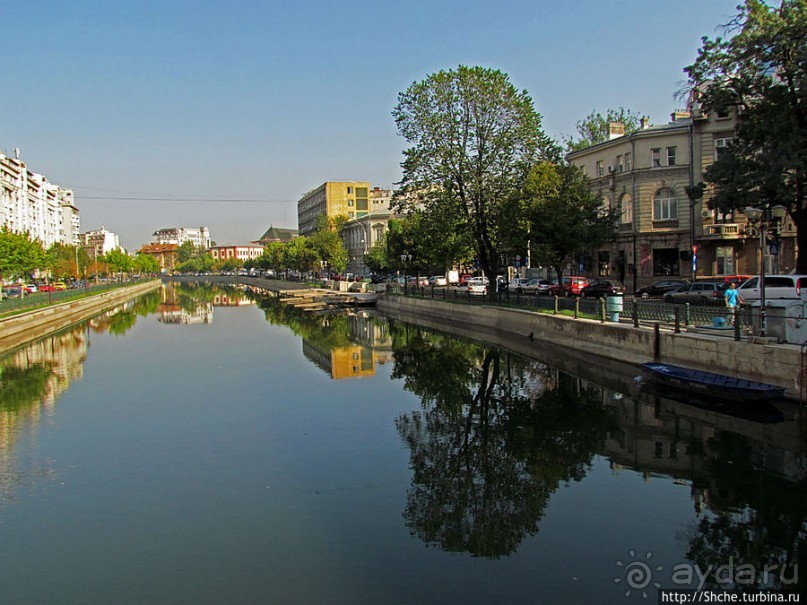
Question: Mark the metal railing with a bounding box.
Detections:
[384,284,755,340]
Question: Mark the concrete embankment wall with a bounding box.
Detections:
[377,295,804,400]
[0,280,161,355]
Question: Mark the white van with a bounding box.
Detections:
[736,274,807,302]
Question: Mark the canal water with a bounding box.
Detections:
[0,283,804,604]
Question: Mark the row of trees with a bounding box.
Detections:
[0,227,160,282]
[368,0,807,285]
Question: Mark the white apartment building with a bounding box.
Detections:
[153,226,211,249]
[1,150,79,248]
[82,226,122,257]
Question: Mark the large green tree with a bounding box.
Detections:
[48,243,90,279]
[522,162,618,282]
[685,0,807,271]
[393,65,550,286]
[308,215,348,274]
[103,249,133,276]
[565,107,643,152]
[0,228,47,281]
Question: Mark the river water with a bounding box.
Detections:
[0,283,804,603]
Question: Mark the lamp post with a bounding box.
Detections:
[743,204,788,337]
[401,253,412,295]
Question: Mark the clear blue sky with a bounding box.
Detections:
[2,0,740,250]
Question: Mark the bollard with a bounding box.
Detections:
[600,298,606,322]
[574,298,579,319]
[553,295,558,315]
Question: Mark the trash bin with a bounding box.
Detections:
[764,300,807,343]
[606,295,624,322]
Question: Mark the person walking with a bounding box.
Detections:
[725,282,741,324]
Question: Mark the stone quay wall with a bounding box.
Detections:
[0,280,161,355]
[377,295,804,400]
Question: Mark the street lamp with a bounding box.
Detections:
[401,253,412,295]
[744,204,788,337]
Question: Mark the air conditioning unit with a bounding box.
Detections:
[701,209,712,218]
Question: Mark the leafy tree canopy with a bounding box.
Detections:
[393,65,552,284]
[565,107,643,152]
[685,0,807,271]
[522,162,618,281]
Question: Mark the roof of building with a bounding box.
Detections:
[256,226,298,243]
[138,243,179,254]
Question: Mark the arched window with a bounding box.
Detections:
[619,193,633,224]
[653,188,678,221]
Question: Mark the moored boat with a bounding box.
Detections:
[640,362,785,402]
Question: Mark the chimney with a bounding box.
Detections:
[607,122,625,140]
[670,110,691,122]
[639,116,650,129]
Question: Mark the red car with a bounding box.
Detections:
[38,284,56,292]
[548,276,591,297]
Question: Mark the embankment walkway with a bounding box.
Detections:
[0,280,161,355]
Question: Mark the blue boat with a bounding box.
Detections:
[640,362,786,401]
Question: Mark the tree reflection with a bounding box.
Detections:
[257,296,353,351]
[0,363,53,411]
[685,431,806,594]
[391,323,616,558]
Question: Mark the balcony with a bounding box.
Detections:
[701,223,743,240]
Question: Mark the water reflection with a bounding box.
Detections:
[257,299,805,590]
[389,324,618,557]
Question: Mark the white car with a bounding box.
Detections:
[508,278,529,293]
[429,275,448,287]
[736,274,807,301]
[458,277,488,295]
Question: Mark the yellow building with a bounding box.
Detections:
[297,181,370,236]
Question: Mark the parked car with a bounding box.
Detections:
[508,278,530,293]
[523,278,551,295]
[458,273,474,286]
[3,286,22,298]
[24,284,38,293]
[53,281,68,291]
[407,276,429,287]
[634,279,690,299]
[38,284,56,292]
[429,275,448,287]
[736,274,807,302]
[664,280,728,304]
[580,279,625,298]
[721,275,752,286]
[548,276,590,297]
[457,277,488,296]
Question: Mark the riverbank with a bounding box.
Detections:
[377,294,804,401]
[0,279,161,355]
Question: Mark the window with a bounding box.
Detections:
[667,147,676,166]
[347,186,353,194]
[653,188,678,221]
[616,155,623,172]
[625,152,632,171]
[653,248,680,276]
[651,148,661,167]
[596,160,604,177]
[619,193,633,224]
[348,199,354,206]
[714,137,733,161]
[716,246,734,275]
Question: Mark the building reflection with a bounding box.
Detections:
[301,312,395,380]
[0,325,89,505]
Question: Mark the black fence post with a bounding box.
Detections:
[734,307,741,341]
[574,298,579,319]
[553,296,558,315]
[632,300,639,328]
[674,306,681,333]
[684,303,691,326]
[600,298,606,323]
